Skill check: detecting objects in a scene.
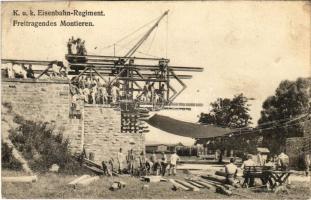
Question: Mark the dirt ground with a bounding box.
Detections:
[2,169,310,199]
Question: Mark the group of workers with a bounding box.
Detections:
[2,63,35,79]
[70,74,167,106]
[223,151,292,187]
[67,37,87,56]
[70,75,120,107]
[138,82,166,104]
[2,61,67,79]
[101,148,180,177]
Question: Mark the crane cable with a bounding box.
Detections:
[96,15,161,51]
[114,44,161,58]
[146,26,158,54]
[165,12,168,59]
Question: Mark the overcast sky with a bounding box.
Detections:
[2,1,310,126]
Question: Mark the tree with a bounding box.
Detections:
[258,77,311,154]
[198,93,254,162]
[199,93,252,128]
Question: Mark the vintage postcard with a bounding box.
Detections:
[1,1,310,199]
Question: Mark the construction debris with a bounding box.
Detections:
[141,176,162,183]
[110,181,126,191]
[2,175,37,183]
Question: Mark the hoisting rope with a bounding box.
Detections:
[165,12,169,59]
[94,15,161,52]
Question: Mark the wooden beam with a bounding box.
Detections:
[68,175,91,185]
[66,54,169,62]
[2,175,37,183]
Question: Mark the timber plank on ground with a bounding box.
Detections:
[174,179,200,191]
[2,175,37,183]
[68,175,91,185]
[169,179,190,191]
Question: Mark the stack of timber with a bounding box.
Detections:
[169,178,213,192]
[170,176,236,196]
[74,156,119,176]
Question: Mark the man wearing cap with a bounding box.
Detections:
[169,150,180,176]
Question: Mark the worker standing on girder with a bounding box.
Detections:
[111,83,120,103]
[26,64,35,79]
[83,86,90,103]
[158,83,165,103]
[148,83,155,104]
[67,37,73,54]
[91,87,97,104]
[141,83,148,102]
[12,63,27,79]
[5,63,15,78]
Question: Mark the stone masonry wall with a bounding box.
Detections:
[84,105,145,165]
[2,79,145,165]
[1,79,83,153]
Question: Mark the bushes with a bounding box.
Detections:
[1,142,22,170]
[8,115,88,174]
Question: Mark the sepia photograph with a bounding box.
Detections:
[1,1,310,199]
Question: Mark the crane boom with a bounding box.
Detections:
[123,10,169,61]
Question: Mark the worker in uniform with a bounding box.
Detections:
[224,158,239,186]
[117,148,125,174]
[12,63,27,79]
[169,150,180,176]
[102,160,112,176]
[111,83,120,103]
[91,87,97,104]
[82,87,90,103]
[139,151,147,176]
[154,159,162,176]
[26,64,35,79]
[304,150,310,176]
[158,84,165,103]
[160,152,168,176]
[141,85,148,102]
[150,151,157,174]
[5,63,15,78]
[127,149,135,176]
